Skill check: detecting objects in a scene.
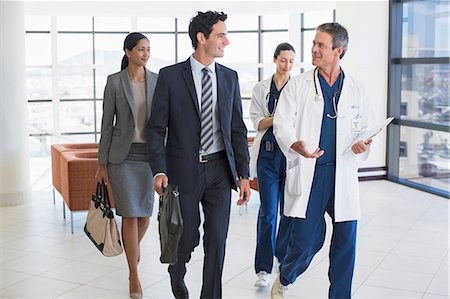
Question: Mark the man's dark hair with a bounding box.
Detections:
[188,11,228,49]
[316,22,349,59]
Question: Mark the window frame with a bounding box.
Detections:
[387,0,450,198]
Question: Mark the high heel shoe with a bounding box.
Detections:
[129,291,142,299]
[129,279,142,299]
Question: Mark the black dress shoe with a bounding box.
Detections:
[171,280,189,299]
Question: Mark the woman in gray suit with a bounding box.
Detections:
[96,32,157,299]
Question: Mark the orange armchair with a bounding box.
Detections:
[247,136,258,191]
[51,143,98,201]
[51,143,104,233]
[59,150,115,233]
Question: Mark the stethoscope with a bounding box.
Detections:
[265,76,290,116]
[313,66,344,119]
[265,91,280,116]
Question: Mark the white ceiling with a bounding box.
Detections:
[24,1,336,17]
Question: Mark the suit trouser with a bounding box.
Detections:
[279,162,357,299]
[255,140,292,274]
[168,157,232,299]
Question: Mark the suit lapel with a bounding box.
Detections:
[216,64,225,127]
[182,59,200,117]
[120,69,137,123]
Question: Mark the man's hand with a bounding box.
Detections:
[291,140,324,158]
[154,174,168,196]
[351,139,372,154]
[237,178,251,206]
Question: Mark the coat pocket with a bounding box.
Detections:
[285,164,302,196]
[346,168,359,200]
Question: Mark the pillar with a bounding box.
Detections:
[0,0,31,206]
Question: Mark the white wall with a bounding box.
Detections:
[337,1,389,169]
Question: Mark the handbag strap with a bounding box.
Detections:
[92,181,103,206]
[101,180,112,209]
[95,181,102,199]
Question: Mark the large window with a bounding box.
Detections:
[388,0,450,197]
[299,10,335,72]
[26,11,334,158]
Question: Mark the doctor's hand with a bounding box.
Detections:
[154,174,168,196]
[352,139,373,154]
[257,116,274,131]
[291,140,324,158]
[237,178,251,206]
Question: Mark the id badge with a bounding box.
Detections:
[351,114,362,135]
[265,141,274,152]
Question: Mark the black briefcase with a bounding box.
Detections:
[158,184,183,264]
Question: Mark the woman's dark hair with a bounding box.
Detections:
[273,42,295,58]
[188,11,227,49]
[121,32,148,70]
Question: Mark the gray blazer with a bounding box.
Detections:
[98,68,158,164]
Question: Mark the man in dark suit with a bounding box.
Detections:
[146,11,251,299]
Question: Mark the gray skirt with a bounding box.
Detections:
[107,143,154,217]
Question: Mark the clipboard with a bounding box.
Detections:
[343,117,394,154]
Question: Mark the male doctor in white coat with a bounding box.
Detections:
[270,22,376,299]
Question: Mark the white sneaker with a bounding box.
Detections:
[254,271,270,287]
[271,275,289,299]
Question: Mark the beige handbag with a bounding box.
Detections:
[84,181,123,257]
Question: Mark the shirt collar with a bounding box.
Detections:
[190,55,216,75]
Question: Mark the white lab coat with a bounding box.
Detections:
[249,76,272,179]
[273,68,376,222]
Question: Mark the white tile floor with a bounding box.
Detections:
[0,162,448,298]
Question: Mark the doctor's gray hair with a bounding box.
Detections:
[316,22,348,59]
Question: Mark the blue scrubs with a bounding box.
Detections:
[279,72,358,299]
[255,79,292,274]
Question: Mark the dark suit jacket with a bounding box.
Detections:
[146,58,249,192]
[99,68,158,164]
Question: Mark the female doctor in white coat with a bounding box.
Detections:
[270,23,376,299]
[249,43,295,288]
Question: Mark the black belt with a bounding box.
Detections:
[198,150,227,163]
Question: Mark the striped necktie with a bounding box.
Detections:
[200,68,213,152]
